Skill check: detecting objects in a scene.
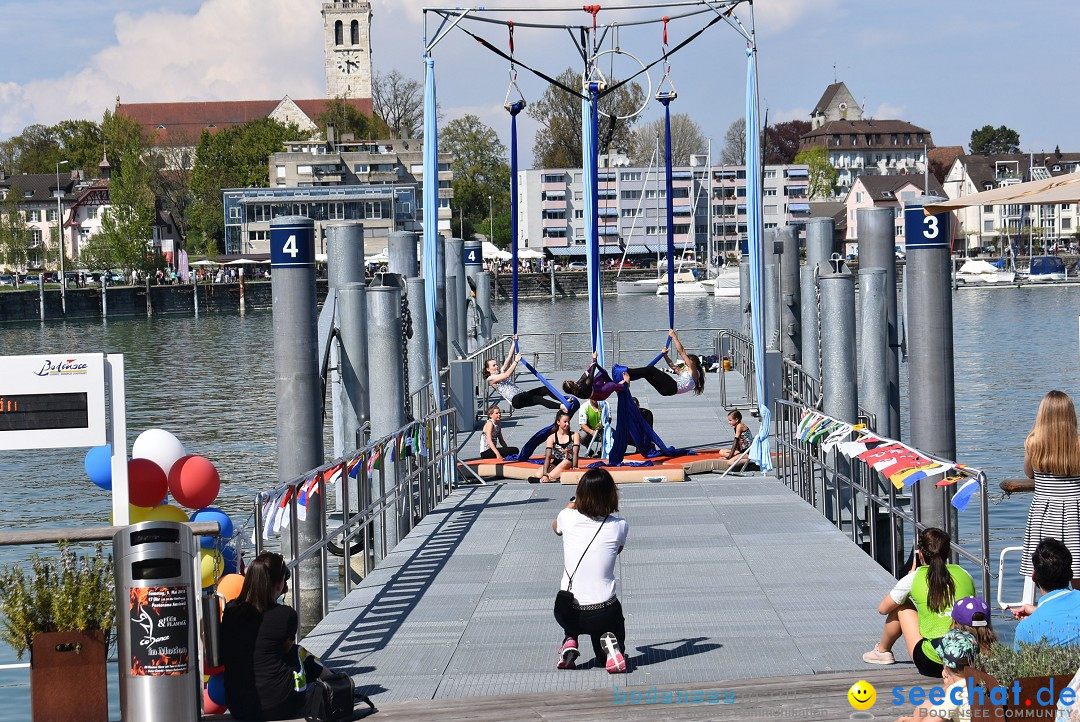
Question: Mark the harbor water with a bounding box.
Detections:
[0,286,1074,717]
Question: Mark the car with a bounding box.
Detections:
[567,261,587,270]
[24,274,40,283]
[895,251,906,260]
[611,259,635,269]
[42,272,59,283]
[0,275,14,286]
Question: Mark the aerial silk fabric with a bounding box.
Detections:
[606,365,685,466]
[745,46,772,471]
[582,88,605,368]
[423,54,441,410]
[648,95,676,368]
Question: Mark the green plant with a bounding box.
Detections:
[0,543,115,659]
[978,641,1080,686]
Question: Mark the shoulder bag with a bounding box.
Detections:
[554,515,608,620]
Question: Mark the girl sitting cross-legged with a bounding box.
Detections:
[532,409,580,484]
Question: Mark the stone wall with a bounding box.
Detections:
[493,268,657,300]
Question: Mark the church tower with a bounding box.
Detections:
[323,1,373,99]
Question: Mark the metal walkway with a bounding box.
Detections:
[299,371,918,707]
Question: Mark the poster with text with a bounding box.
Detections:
[129,586,190,676]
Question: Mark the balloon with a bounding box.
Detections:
[127,458,168,508]
[190,508,234,550]
[200,549,224,588]
[221,544,239,575]
[132,429,186,479]
[115,504,154,525]
[168,456,220,509]
[203,686,227,715]
[85,445,112,490]
[216,573,245,604]
[206,672,226,705]
[204,661,223,676]
[145,504,189,523]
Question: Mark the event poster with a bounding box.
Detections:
[129,586,190,676]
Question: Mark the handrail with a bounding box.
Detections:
[0,521,221,546]
[717,329,756,411]
[774,399,992,598]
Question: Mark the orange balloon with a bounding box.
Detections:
[216,573,245,604]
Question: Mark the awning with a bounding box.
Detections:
[786,169,809,177]
[924,171,1080,213]
[789,203,812,212]
[546,244,656,257]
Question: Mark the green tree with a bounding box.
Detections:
[528,68,646,168]
[82,139,156,274]
[439,115,510,239]
[794,146,838,200]
[627,113,707,166]
[969,125,1021,155]
[315,97,388,141]
[53,120,105,175]
[0,183,33,270]
[188,118,299,254]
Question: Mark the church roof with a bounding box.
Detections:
[116,97,375,145]
[812,82,848,116]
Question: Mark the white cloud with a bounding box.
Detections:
[2,0,325,137]
[869,103,907,121]
[766,107,810,124]
[754,0,839,33]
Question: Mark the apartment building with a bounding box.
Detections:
[223,137,453,256]
[843,174,945,255]
[516,156,810,260]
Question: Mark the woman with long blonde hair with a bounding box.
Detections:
[1021,390,1080,586]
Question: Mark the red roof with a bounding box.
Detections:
[116,97,375,145]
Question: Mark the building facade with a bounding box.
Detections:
[843,174,945,254]
[942,152,1080,254]
[810,82,863,130]
[323,1,373,100]
[516,157,810,260]
[223,137,452,256]
[799,119,935,192]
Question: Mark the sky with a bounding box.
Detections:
[2,0,1079,166]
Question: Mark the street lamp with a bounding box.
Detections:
[55,160,69,314]
[488,195,493,246]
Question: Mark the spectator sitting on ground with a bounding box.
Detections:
[1011,537,1080,647]
[479,405,518,461]
[578,397,607,455]
[533,409,580,484]
[894,630,978,722]
[719,409,753,460]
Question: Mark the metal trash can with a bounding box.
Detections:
[113,521,200,721]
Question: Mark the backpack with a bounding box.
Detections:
[304,673,377,722]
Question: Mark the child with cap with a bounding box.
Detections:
[950,596,997,655]
[894,629,978,722]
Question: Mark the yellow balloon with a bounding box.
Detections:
[110,504,155,525]
[145,504,189,523]
[200,549,224,588]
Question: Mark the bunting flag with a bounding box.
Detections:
[258,493,276,542]
[347,454,363,479]
[297,472,323,522]
[820,423,854,453]
[274,487,294,534]
[836,436,884,458]
[326,462,346,487]
[951,473,984,512]
[398,430,409,459]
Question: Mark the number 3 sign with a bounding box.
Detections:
[903,206,952,250]
[270,218,315,267]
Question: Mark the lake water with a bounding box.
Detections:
[0,285,1076,716]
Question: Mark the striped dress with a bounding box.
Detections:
[1020,470,1080,577]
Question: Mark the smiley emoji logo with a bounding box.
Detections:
[847,680,876,710]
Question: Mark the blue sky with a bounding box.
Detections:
[2,0,1078,164]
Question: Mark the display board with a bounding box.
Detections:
[0,354,107,450]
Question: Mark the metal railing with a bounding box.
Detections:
[774,399,991,596]
[717,329,756,410]
[782,357,821,410]
[252,406,458,636]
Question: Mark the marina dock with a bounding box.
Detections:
[298,371,927,719]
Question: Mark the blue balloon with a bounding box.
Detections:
[189,507,234,550]
[221,544,239,575]
[207,672,226,705]
[84,445,113,491]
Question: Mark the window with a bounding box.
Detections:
[983,205,994,213]
[671,188,690,199]
[47,209,57,222]
[916,134,924,143]
[904,134,911,145]
[28,210,40,222]
[849,135,857,146]
[574,192,583,201]
[891,134,898,145]
[764,205,777,214]
[644,189,667,200]
[764,188,777,197]
[645,226,668,236]
[621,190,641,200]
[983,220,994,232]
[276,165,285,179]
[541,173,564,184]
[619,172,641,181]
[334,20,343,45]
[620,208,638,217]
[328,202,344,220]
[249,230,269,242]
[574,210,584,219]
[764,170,776,179]
[736,170,747,179]
[297,165,312,175]
[832,135,841,147]
[353,163,369,173]
[250,205,271,222]
[87,207,97,220]
[1064,218,1073,230]
[31,229,42,246]
[350,19,359,44]
[1063,204,1072,211]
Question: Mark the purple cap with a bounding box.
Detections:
[951,596,990,627]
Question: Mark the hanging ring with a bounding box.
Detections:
[504,70,526,112]
[587,49,652,121]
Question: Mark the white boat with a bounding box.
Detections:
[617,271,696,295]
[955,260,1016,285]
[657,280,711,296]
[712,267,741,298]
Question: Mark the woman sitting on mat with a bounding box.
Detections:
[719,409,753,459]
[480,405,518,460]
[484,339,565,411]
[533,410,580,484]
[562,331,704,400]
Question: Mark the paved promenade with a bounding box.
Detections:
[300,372,924,716]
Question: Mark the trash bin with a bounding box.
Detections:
[113,521,200,721]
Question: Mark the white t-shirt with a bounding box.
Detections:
[555,509,628,606]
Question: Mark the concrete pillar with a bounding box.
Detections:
[475,272,494,346]
[388,231,418,278]
[367,285,408,556]
[857,207,900,439]
[777,225,801,362]
[270,215,324,634]
[858,268,888,436]
[802,218,835,378]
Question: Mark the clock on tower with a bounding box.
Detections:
[322,1,373,99]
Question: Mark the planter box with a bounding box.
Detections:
[1003,675,1075,721]
[30,630,108,722]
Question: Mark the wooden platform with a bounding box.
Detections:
[465,449,745,484]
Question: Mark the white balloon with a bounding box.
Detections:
[132,429,187,478]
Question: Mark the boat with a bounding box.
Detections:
[617,270,695,295]
[656,279,711,296]
[955,259,1016,285]
[712,266,740,297]
[1026,255,1067,282]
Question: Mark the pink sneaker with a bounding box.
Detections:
[601,632,626,673]
[556,637,579,669]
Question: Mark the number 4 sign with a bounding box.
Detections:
[904,206,953,250]
[270,220,315,267]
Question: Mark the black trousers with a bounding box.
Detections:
[555,598,626,663]
[511,386,563,410]
[480,447,519,459]
[626,366,678,396]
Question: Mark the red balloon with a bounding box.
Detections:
[168,456,220,509]
[127,458,168,508]
[203,686,227,715]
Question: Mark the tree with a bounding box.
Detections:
[440,115,510,240]
[764,120,810,165]
[794,146,837,200]
[82,139,156,274]
[529,68,646,168]
[372,70,424,139]
[0,183,33,270]
[315,97,388,141]
[719,118,745,165]
[969,125,1021,155]
[627,113,707,166]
